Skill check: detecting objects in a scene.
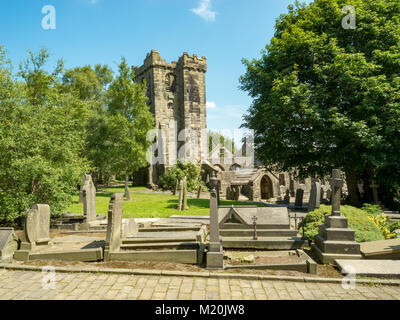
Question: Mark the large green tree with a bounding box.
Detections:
[90,58,154,198]
[0,48,90,225]
[240,0,400,207]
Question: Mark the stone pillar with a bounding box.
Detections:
[206,172,224,269]
[177,179,183,211]
[312,169,361,264]
[104,194,123,261]
[82,174,97,222]
[182,176,189,210]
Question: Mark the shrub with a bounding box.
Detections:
[361,204,399,239]
[159,160,206,193]
[299,205,385,243]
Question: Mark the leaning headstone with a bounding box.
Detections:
[312,169,361,264]
[104,194,123,261]
[82,174,97,222]
[15,204,51,261]
[307,180,321,212]
[197,185,202,199]
[294,189,304,209]
[206,172,224,269]
[0,228,18,262]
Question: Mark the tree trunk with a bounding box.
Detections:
[125,172,131,201]
[345,169,361,207]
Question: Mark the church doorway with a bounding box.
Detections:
[260,176,273,200]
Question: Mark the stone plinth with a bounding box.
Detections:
[0,228,18,262]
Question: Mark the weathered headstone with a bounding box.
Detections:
[326,188,332,202]
[197,185,202,199]
[283,190,290,204]
[0,228,18,262]
[173,179,178,195]
[182,176,189,210]
[122,219,138,238]
[177,179,184,210]
[104,194,123,261]
[15,204,51,261]
[124,184,132,201]
[82,174,97,222]
[206,172,224,269]
[78,174,86,204]
[312,169,361,264]
[294,189,304,209]
[307,180,321,212]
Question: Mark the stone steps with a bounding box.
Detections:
[220,237,306,250]
[220,229,297,237]
[314,235,360,254]
[120,242,199,250]
[318,225,355,241]
[122,237,197,244]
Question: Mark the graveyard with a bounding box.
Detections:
[0,0,400,303]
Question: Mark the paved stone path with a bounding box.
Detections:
[0,269,399,300]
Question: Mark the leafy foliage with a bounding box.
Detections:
[160,160,206,192]
[240,0,400,207]
[299,205,385,242]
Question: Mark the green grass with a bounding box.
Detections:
[300,204,385,243]
[66,187,247,218]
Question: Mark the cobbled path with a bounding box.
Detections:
[0,269,399,300]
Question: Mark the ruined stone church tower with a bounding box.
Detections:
[134,50,207,187]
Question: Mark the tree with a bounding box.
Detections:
[0,48,90,225]
[103,57,154,199]
[240,0,400,207]
[208,130,236,153]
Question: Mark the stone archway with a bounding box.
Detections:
[260,175,274,200]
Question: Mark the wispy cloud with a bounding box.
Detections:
[206,101,217,109]
[191,0,216,22]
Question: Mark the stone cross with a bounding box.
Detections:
[370,180,380,204]
[252,215,258,240]
[330,169,344,216]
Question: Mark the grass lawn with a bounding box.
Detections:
[66,186,247,218]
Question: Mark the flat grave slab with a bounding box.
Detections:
[360,238,400,259]
[335,259,400,278]
[219,206,290,229]
[126,231,197,239]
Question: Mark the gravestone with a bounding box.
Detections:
[326,189,332,202]
[197,185,202,199]
[320,187,324,202]
[122,219,138,238]
[182,176,189,210]
[78,174,86,204]
[173,180,178,195]
[15,204,51,261]
[104,194,123,261]
[206,172,224,269]
[82,174,97,222]
[370,180,380,205]
[295,189,304,209]
[125,184,131,201]
[307,180,321,212]
[0,228,18,262]
[312,169,361,264]
[283,190,290,204]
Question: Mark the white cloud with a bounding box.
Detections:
[206,101,217,109]
[191,0,216,22]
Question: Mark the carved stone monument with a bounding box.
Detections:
[104,194,124,261]
[206,172,224,269]
[312,169,362,264]
[14,204,51,261]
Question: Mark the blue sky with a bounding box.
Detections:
[0,0,311,137]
